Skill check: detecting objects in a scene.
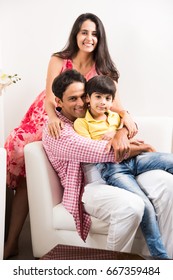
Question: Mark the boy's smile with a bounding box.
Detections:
[86,92,113,120]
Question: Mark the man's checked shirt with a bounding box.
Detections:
[42,111,115,240]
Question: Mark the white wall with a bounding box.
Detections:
[1,0,173,138]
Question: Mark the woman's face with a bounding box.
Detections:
[76,20,98,53]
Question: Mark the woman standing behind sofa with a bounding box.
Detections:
[4,13,137,259]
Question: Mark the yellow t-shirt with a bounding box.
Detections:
[74,110,121,140]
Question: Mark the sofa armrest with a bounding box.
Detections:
[24,141,63,207]
[24,141,63,255]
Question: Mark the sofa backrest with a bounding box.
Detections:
[135,116,173,153]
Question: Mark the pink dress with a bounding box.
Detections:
[4,59,97,188]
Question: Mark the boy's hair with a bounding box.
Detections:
[85,75,116,99]
[52,69,86,100]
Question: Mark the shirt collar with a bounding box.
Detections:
[55,110,74,125]
[85,110,95,122]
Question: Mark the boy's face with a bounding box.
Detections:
[55,82,87,121]
[86,92,113,117]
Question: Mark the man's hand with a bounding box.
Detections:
[129,138,144,145]
[110,127,131,163]
[127,142,156,159]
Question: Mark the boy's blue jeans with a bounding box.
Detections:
[96,152,173,259]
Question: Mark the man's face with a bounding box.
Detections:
[56,82,86,121]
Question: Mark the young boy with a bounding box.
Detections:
[74,75,155,157]
[74,75,172,259]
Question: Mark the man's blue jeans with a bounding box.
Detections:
[96,152,173,259]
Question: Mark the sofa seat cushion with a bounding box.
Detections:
[53,203,108,234]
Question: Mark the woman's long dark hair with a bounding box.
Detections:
[53,13,120,82]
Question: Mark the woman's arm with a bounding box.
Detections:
[45,56,64,138]
[111,83,138,139]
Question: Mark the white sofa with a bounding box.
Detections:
[24,116,173,258]
[0,148,6,260]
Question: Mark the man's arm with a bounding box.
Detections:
[111,128,156,162]
[110,127,131,163]
[73,112,131,163]
[42,123,115,163]
[128,142,156,158]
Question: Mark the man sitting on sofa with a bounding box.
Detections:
[42,69,173,258]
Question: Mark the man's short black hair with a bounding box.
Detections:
[85,75,116,99]
[52,69,86,100]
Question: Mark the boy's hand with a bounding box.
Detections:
[101,131,116,141]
